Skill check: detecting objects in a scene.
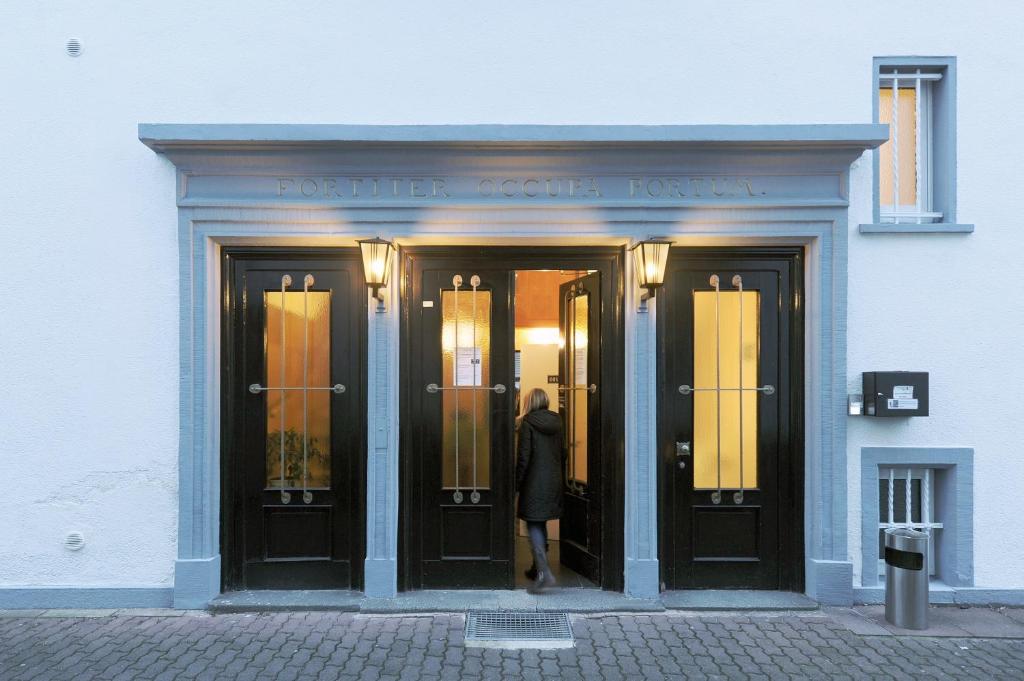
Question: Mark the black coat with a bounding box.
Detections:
[515,409,565,521]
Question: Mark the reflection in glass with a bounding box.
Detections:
[441,288,492,489]
[264,291,332,489]
[692,290,759,490]
[568,292,589,485]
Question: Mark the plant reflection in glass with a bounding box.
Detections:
[265,428,329,489]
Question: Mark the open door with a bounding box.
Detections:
[558,271,602,584]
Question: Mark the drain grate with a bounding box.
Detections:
[465,611,574,649]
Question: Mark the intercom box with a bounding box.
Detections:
[863,372,929,417]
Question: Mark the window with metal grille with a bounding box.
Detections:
[878,69,940,223]
[872,57,960,228]
[877,466,942,577]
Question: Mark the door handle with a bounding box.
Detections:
[557,384,597,394]
[676,441,690,469]
[425,383,507,394]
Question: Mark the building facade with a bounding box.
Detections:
[2,2,1022,610]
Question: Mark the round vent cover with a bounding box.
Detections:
[64,532,85,551]
[66,38,82,57]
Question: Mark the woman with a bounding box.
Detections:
[515,388,565,593]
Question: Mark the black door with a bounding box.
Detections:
[401,247,625,591]
[222,249,366,590]
[659,248,802,591]
[558,272,602,584]
[404,262,515,588]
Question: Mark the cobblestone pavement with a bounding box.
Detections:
[2,610,1024,681]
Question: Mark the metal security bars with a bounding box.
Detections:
[679,274,774,505]
[249,274,345,504]
[426,274,505,504]
[879,69,943,224]
[879,466,942,576]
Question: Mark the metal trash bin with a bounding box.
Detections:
[884,528,929,630]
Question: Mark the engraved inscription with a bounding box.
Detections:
[276,176,452,199]
[268,175,765,201]
[628,177,764,199]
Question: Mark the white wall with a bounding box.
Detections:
[1,1,1021,589]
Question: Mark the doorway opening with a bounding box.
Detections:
[399,246,625,592]
[513,270,597,589]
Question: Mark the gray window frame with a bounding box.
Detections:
[860,447,974,590]
[861,56,974,234]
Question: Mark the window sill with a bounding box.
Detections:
[859,223,974,234]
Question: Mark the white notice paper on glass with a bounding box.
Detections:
[574,348,587,386]
[455,347,482,386]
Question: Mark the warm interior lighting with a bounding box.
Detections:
[357,237,395,310]
[520,326,560,346]
[630,239,672,309]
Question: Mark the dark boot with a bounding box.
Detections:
[527,541,556,593]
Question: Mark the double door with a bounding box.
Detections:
[401,248,620,590]
[659,248,803,591]
[222,249,365,590]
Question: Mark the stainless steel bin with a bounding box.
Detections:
[884,528,929,630]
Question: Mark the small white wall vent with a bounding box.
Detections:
[64,532,85,551]
[66,38,82,57]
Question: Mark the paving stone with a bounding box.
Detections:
[2,609,1024,679]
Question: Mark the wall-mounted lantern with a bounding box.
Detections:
[630,238,673,312]
[357,236,396,312]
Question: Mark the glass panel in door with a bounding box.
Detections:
[691,289,759,491]
[441,287,492,491]
[264,290,332,490]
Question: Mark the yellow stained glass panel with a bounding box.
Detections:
[264,290,331,489]
[693,290,759,490]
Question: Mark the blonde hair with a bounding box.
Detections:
[522,387,550,416]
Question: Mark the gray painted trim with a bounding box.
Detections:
[139,123,889,151]
[860,447,974,589]
[364,276,400,598]
[0,588,173,609]
[853,586,1024,607]
[859,223,974,234]
[174,556,221,610]
[872,56,959,224]
[807,559,854,606]
[624,259,659,599]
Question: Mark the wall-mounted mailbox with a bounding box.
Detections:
[863,372,929,417]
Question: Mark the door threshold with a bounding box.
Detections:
[210,589,661,614]
[210,590,362,613]
[661,590,819,611]
[362,589,662,614]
